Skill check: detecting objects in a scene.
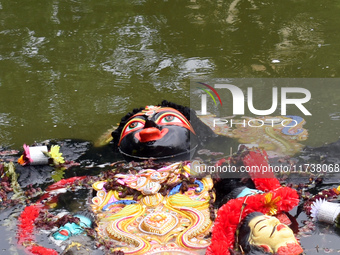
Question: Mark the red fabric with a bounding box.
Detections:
[215,158,226,167]
[276,213,292,225]
[207,149,300,255]
[243,150,281,191]
[46,176,86,191]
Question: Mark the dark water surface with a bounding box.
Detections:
[1,0,340,148]
[1,0,340,254]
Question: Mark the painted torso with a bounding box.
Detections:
[91,162,214,254]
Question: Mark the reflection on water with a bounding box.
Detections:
[330,112,340,121]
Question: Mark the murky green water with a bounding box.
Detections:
[0,1,340,254]
[1,0,340,149]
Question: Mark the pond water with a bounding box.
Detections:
[1,0,340,149]
[0,0,340,254]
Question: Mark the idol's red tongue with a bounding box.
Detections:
[136,127,168,143]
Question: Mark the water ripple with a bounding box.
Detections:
[329,112,340,121]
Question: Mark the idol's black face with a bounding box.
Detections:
[118,106,198,160]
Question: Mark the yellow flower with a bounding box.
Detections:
[263,192,281,215]
[337,185,340,193]
[49,145,65,165]
[18,155,25,165]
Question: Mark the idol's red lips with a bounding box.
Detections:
[135,127,169,143]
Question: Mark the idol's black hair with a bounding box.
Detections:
[237,212,272,255]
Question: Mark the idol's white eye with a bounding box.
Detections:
[126,121,144,132]
[121,120,145,138]
[159,115,182,124]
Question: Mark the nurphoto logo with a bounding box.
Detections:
[192,79,313,129]
[197,82,311,116]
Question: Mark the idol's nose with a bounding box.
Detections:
[144,119,157,128]
[139,127,162,143]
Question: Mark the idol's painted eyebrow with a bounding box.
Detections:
[259,225,266,232]
[254,218,266,229]
[269,226,276,237]
[126,113,147,121]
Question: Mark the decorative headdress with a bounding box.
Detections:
[206,149,300,255]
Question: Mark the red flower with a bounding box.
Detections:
[17,205,41,245]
